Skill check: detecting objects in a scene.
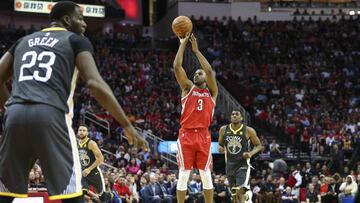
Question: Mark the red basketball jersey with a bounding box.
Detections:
[180,86,215,129]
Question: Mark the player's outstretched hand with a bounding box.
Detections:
[123,125,136,146]
[179,32,191,45]
[123,125,150,152]
[136,135,150,152]
[189,33,199,52]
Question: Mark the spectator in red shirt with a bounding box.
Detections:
[113,176,134,203]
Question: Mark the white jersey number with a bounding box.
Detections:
[197,99,203,111]
[19,51,55,82]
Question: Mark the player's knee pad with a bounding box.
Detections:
[199,169,213,190]
[176,169,191,191]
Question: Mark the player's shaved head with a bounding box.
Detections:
[50,1,79,22]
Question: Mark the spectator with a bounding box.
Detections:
[127,158,141,175]
[338,175,358,203]
[189,173,205,203]
[281,186,298,203]
[113,176,134,203]
[143,173,172,203]
[306,183,321,203]
[270,140,283,158]
[127,174,140,203]
[258,174,276,203]
[214,176,228,203]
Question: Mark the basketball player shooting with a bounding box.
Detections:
[218,110,262,203]
[0,1,148,203]
[173,32,218,203]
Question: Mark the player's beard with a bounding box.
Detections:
[194,80,205,87]
[78,135,87,140]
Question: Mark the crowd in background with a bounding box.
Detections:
[190,15,360,164]
[0,14,359,203]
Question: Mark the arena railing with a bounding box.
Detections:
[218,82,250,125]
[83,110,177,166]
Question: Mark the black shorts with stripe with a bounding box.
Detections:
[82,167,105,194]
[226,160,251,189]
[0,103,82,200]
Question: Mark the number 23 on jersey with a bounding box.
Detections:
[19,51,55,82]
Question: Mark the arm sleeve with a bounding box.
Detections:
[8,38,23,55]
[69,34,94,56]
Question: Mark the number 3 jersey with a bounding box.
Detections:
[180,86,215,129]
[6,27,94,115]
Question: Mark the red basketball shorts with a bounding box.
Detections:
[176,128,212,171]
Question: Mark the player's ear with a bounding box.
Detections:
[62,15,72,28]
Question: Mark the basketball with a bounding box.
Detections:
[269,159,288,173]
[172,16,193,38]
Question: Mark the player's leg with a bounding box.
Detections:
[88,167,113,202]
[176,129,195,203]
[0,104,37,200]
[81,176,95,201]
[176,169,191,203]
[34,105,83,202]
[196,130,214,203]
[235,165,252,203]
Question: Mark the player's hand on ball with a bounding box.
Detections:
[82,168,91,177]
[218,146,225,153]
[179,32,191,45]
[189,33,199,52]
[243,152,251,159]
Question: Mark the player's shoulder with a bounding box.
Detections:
[219,125,228,132]
[68,34,94,55]
[88,139,100,149]
[246,126,256,135]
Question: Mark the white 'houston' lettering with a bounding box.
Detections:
[192,91,210,97]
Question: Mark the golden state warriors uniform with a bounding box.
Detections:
[223,124,252,189]
[0,27,93,200]
[78,138,105,194]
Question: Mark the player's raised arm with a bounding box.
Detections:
[74,35,148,151]
[218,125,227,153]
[0,52,13,107]
[189,34,218,101]
[247,127,262,158]
[173,33,193,94]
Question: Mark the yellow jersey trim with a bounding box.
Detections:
[41,27,67,32]
[79,138,89,148]
[0,192,28,198]
[48,191,83,200]
[229,124,243,134]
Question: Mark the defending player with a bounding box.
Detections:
[218,110,262,203]
[173,33,218,203]
[77,124,113,202]
[0,1,147,203]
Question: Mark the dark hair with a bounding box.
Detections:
[78,123,88,129]
[49,1,79,22]
[232,109,244,116]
